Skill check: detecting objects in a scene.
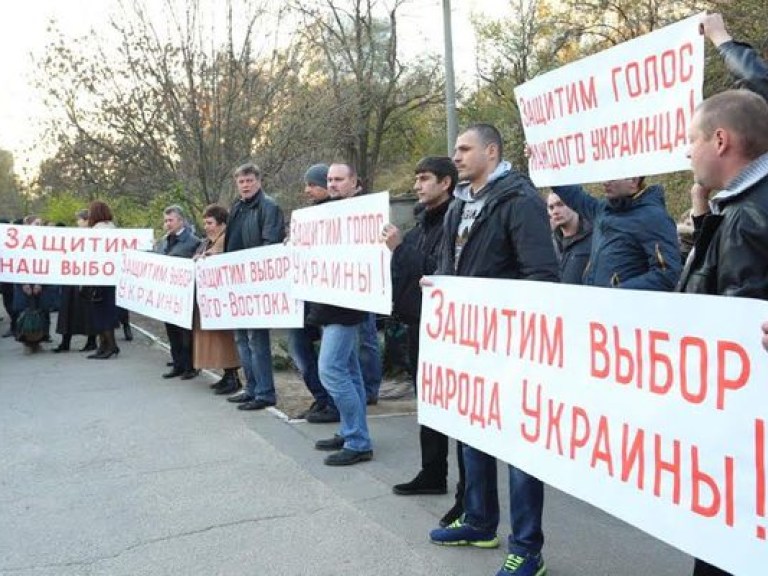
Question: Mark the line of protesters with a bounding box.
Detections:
[1,12,765,576]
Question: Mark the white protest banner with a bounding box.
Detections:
[116,250,195,329]
[289,192,391,315]
[418,277,768,575]
[195,244,303,330]
[514,14,704,187]
[0,224,154,285]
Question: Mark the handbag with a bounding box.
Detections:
[16,299,47,344]
[79,286,104,303]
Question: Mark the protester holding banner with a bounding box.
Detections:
[383,156,466,524]
[679,89,768,576]
[327,163,383,405]
[701,13,768,102]
[310,163,373,466]
[427,124,559,576]
[551,178,680,290]
[155,205,200,378]
[84,201,121,360]
[289,164,340,424]
[192,204,241,395]
[224,162,285,411]
[53,209,97,353]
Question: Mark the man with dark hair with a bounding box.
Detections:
[428,123,559,576]
[383,156,465,522]
[288,164,340,424]
[156,205,201,379]
[225,162,285,411]
[546,192,592,284]
[681,89,768,576]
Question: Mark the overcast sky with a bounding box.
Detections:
[0,0,507,176]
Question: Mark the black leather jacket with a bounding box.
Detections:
[718,40,768,103]
[225,190,285,251]
[679,171,768,298]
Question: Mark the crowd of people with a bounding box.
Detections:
[1,13,766,576]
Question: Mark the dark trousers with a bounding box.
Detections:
[692,560,730,575]
[166,323,193,372]
[408,322,465,488]
[1,283,16,331]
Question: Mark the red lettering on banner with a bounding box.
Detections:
[589,99,690,162]
[228,291,291,317]
[522,382,736,527]
[610,43,695,102]
[291,217,342,246]
[0,257,51,276]
[424,291,562,363]
[346,213,385,244]
[518,77,598,127]
[4,226,19,249]
[589,323,749,409]
[420,361,502,430]
[755,419,767,539]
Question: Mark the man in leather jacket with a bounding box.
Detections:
[681,89,768,576]
[224,162,285,411]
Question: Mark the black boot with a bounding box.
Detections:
[88,331,120,359]
[53,334,72,353]
[80,335,98,352]
[214,369,241,395]
[122,322,133,341]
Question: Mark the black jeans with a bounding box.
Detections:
[165,323,193,372]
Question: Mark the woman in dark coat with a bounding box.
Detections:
[53,209,97,352]
[84,201,120,359]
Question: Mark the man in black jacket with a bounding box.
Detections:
[383,156,465,523]
[427,124,559,576]
[224,162,285,411]
[156,205,201,379]
[681,89,768,576]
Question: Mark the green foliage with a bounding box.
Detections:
[41,191,86,225]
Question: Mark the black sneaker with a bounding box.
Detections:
[297,401,322,420]
[227,392,253,404]
[237,399,276,411]
[439,500,464,528]
[314,435,345,451]
[393,472,447,496]
[306,405,341,424]
[324,448,373,466]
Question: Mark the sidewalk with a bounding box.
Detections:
[0,316,692,576]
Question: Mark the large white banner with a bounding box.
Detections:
[195,244,303,330]
[0,224,154,285]
[418,276,768,576]
[289,192,392,315]
[515,14,705,187]
[116,250,195,329]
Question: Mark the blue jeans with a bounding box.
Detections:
[287,327,335,410]
[235,328,276,403]
[358,313,382,401]
[318,324,371,452]
[462,445,544,556]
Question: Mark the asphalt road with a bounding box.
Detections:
[0,317,693,576]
